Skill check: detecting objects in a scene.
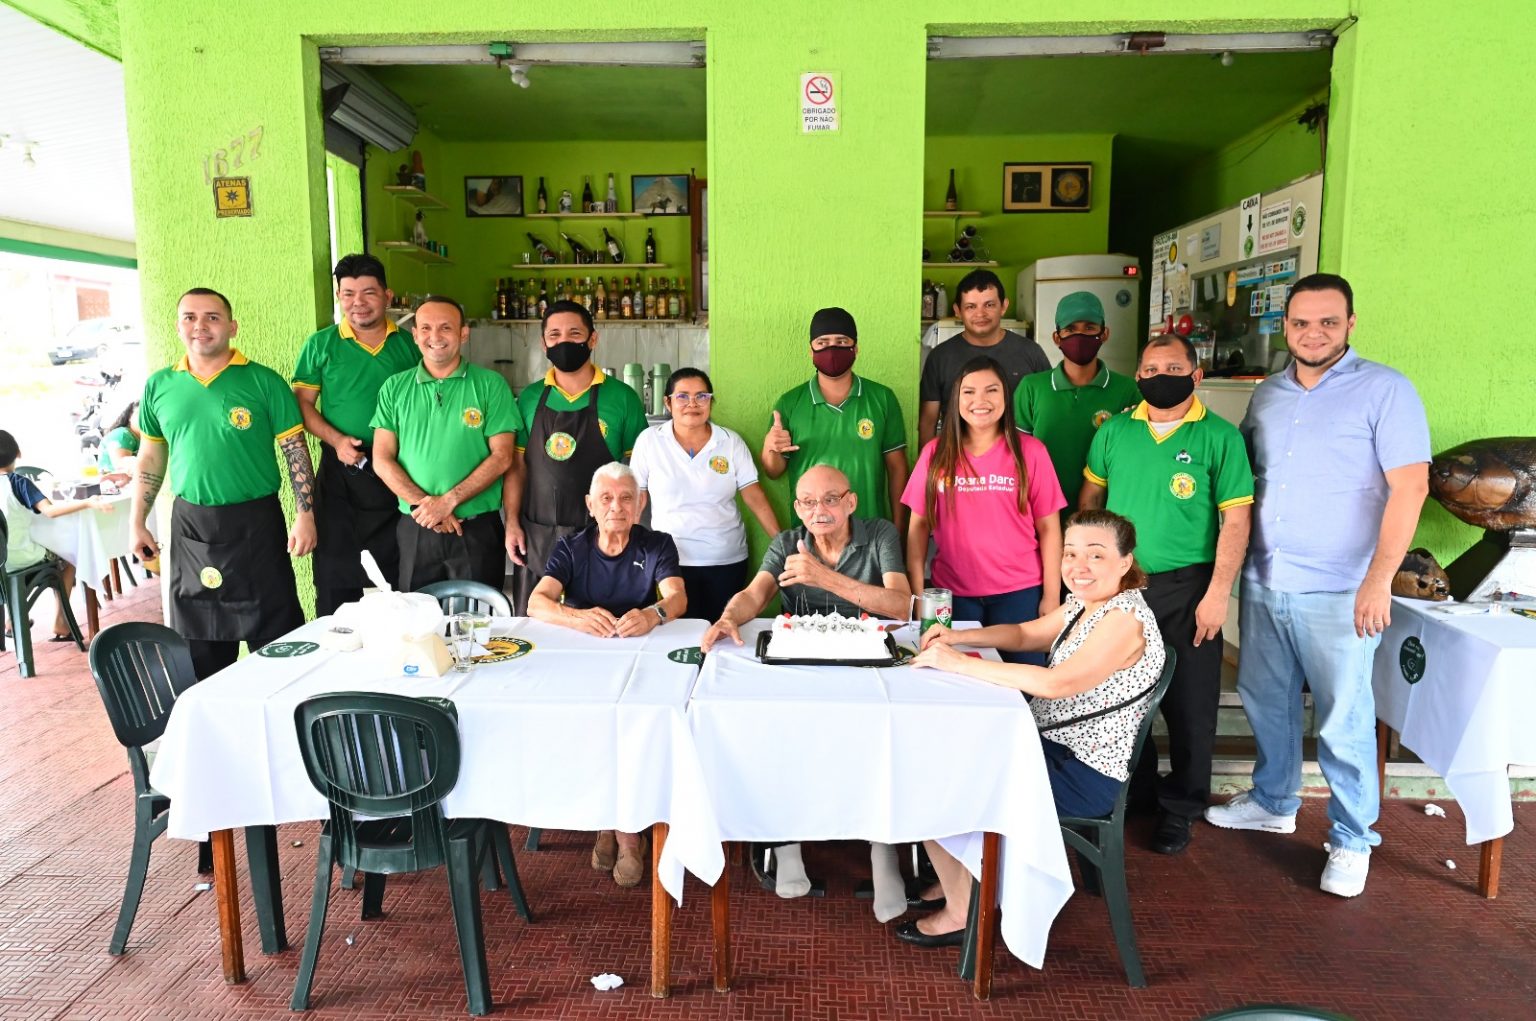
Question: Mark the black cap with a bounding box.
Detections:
[809,306,857,342]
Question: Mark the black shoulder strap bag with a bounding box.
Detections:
[1035,603,1157,733]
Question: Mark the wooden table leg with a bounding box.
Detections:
[712,842,732,993]
[84,585,101,640]
[973,832,1000,1001]
[1376,720,1389,795]
[1478,837,1503,899]
[109,559,122,598]
[650,822,672,999]
[211,828,246,983]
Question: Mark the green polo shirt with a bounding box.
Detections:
[771,374,906,521]
[1014,362,1140,504]
[514,367,647,460]
[291,317,420,441]
[139,350,304,507]
[1084,398,1255,573]
[371,361,522,519]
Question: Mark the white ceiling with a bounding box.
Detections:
[0,4,134,242]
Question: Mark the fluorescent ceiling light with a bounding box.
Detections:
[322,41,704,67]
[928,31,1335,59]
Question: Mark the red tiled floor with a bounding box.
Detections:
[3,579,1534,1019]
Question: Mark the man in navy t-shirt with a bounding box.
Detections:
[526,460,686,890]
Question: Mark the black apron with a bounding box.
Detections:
[511,381,612,613]
[313,444,402,608]
[169,494,303,646]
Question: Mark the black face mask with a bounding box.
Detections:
[1137,373,1196,410]
[546,340,591,373]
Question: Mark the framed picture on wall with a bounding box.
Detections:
[464,176,524,217]
[1002,163,1092,212]
[632,174,690,215]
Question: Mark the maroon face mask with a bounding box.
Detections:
[1058,333,1104,366]
[812,346,857,377]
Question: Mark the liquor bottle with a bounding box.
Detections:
[527,233,557,264]
[594,277,608,319]
[679,277,690,319]
[643,228,657,264]
[537,176,548,214]
[581,175,594,213]
[602,227,624,263]
[527,278,539,319]
[935,281,948,315]
[560,231,590,263]
[583,277,595,313]
[621,277,634,319]
[632,278,645,319]
[921,280,936,320]
[537,281,549,318]
[606,172,618,213]
[944,168,958,211]
[643,280,657,319]
[668,277,681,318]
[607,276,621,319]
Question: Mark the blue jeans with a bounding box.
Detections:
[1236,579,1382,853]
[953,586,1043,665]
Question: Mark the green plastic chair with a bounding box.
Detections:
[291,692,532,1015]
[0,513,86,678]
[1198,1009,1358,1021]
[417,579,513,618]
[88,622,287,955]
[960,643,1177,988]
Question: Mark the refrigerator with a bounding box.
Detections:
[1016,254,1142,376]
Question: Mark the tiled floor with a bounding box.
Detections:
[2,579,1533,1020]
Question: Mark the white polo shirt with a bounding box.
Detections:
[630,421,760,566]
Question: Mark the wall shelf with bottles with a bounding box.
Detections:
[383,185,448,210]
[923,210,981,218]
[377,241,453,264]
[479,317,695,326]
[525,212,646,220]
[921,260,997,269]
[519,262,669,270]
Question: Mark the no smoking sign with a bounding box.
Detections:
[800,72,839,133]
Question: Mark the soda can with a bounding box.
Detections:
[920,587,953,634]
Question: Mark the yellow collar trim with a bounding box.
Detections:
[543,364,608,402]
[1130,396,1206,443]
[337,316,399,355]
[174,349,248,387]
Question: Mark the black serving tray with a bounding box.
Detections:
[754,629,901,668]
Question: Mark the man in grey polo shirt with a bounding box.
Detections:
[701,462,912,916]
[1205,273,1430,899]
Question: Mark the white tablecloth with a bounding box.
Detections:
[1372,598,1536,845]
[689,620,1072,968]
[150,617,724,902]
[31,492,137,584]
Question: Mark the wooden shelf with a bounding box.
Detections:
[518,263,668,270]
[923,210,981,218]
[383,186,448,210]
[921,261,998,268]
[377,241,452,264]
[525,212,645,219]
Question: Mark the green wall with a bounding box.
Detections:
[923,134,1113,315]
[1177,93,1325,218]
[110,0,1536,577]
[362,134,705,316]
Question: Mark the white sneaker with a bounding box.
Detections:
[1320,847,1370,897]
[1203,790,1298,833]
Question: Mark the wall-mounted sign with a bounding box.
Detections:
[1258,198,1292,255]
[1239,193,1261,260]
[801,72,838,133]
[213,177,252,218]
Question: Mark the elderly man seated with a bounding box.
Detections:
[702,463,912,918]
[528,461,686,887]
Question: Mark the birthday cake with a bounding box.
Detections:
[761,611,892,663]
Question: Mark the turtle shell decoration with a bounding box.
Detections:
[1429,437,1536,532]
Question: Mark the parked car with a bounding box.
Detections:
[49,319,140,365]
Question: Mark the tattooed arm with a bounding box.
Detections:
[131,440,168,560]
[280,431,318,556]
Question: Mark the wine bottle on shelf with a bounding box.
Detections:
[582,175,594,213]
[606,172,618,213]
[607,276,621,319]
[621,277,634,319]
[944,168,958,211]
[602,227,624,263]
[644,280,658,319]
[560,231,591,263]
[643,228,657,264]
[668,278,681,319]
[537,176,548,214]
[594,277,608,319]
[527,233,557,264]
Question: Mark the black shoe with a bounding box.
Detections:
[1153,812,1193,855]
[910,895,946,911]
[894,919,965,948]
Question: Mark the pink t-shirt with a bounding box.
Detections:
[901,432,1066,596]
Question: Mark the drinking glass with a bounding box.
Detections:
[449,613,476,673]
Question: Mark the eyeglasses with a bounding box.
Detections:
[667,392,713,404]
[810,337,856,351]
[794,490,848,511]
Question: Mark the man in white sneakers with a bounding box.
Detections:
[1204,274,1429,898]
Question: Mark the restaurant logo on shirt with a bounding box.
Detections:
[1169,472,1197,500]
[200,566,224,589]
[599,419,610,438]
[709,456,729,475]
[227,407,252,430]
[857,418,874,440]
[462,406,483,428]
[1092,409,1114,429]
[1399,636,1426,684]
[545,431,576,461]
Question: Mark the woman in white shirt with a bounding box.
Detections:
[629,369,780,623]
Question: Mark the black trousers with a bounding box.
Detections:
[312,445,402,616]
[1131,561,1224,820]
[679,560,749,625]
[395,512,506,593]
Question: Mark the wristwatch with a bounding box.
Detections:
[652,603,668,623]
